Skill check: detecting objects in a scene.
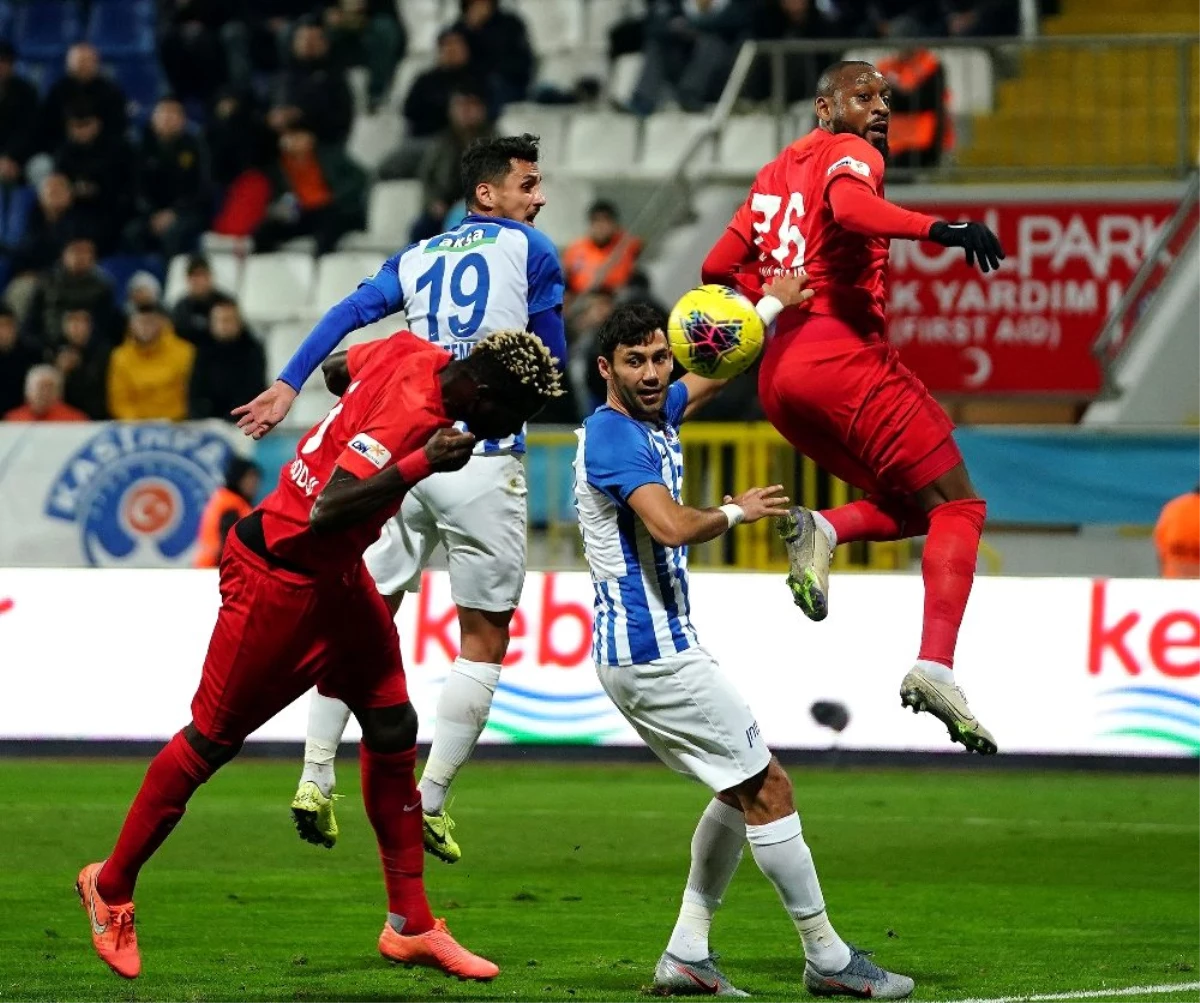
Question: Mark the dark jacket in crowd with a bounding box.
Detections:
[24,267,119,347]
[53,330,112,420]
[10,203,88,275]
[54,132,135,251]
[0,337,40,414]
[188,329,267,421]
[404,66,478,139]
[274,54,354,144]
[39,76,128,153]
[135,129,211,218]
[0,71,40,167]
[451,8,534,100]
[171,291,224,345]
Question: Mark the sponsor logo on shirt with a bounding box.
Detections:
[348,433,392,469]
[425,227,498,253]
[827,155,871,178]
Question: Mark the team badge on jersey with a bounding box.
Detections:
[44,424,232,567]
[827,155,871,178]
[348,433,391,469]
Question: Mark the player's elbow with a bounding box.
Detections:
[308,495,336,536]
[646,519,687,550]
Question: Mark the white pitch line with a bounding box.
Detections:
[941,981,1200,1003]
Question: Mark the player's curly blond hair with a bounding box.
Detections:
[468,329,564,400]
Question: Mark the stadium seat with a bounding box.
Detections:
[639,112,712,177]
[497,103,570,165]
[344,315,408,347]
[241,253,316,324]
[264,322,319,388]
[109,59,164,122]
[388,52,434,111]
[399,0,445,54]
[533,177,596,248]
[586,0,631,47]
[164,252,243,305]
[515,0,584,54]
[291,385,339,425]
[347,111,404,173]
[716,114,781,175]
[86,1,154,59]
[14,1,81,60]
[346,66,370,116]
[342,179,422,250]
[563,111,639,176]
[608,52,643,106]
[535,48,607,95]
[313,252,383,313]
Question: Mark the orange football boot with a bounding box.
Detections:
[378,918,499,981]
[76,862,141,979]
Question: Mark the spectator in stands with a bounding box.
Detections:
[0,42,39,184]
[631,0,752,114]
[171,255,228,344]
[378,28,477,180]
[126,97,211,260]
[254,123,367,255]
[941,0,1020,36]
[10,173,83,281]
[269,21,355,147]
[188,299,267,421]
[125,271,164,314]
[38,44,128,157]
[207,87,276,187]
[157,0,237,106]
[451,0,535,110]
[0,305,39,415]
[51,308,111,420]
[4,364,89,422]
[876,47,951,169]
[107,303,195,421]
[747,0,841,103]
[410,86,496,242]
[562,200,643,296]
[1155,484,1200,579]
[53,103,135,254]
[324,0,407,112]
[24,237,120,347]
[194,455,261,568]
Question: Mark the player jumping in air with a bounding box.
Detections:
[574,293,915,999]
[78,329,562,982]
[702,60,1004,755]
[233,134,567,860]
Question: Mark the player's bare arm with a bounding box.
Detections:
[232,380,299,440]
[681,272,815,419]
[321,352,351,396]
[627,482,791,549]
[309,428,476,535]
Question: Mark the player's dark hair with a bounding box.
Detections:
[816,60,876,100]
[461,133,540,209]
[595,303,667,362]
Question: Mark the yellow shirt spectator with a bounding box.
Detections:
[1154,486,1200,579]
[107,306,196,421]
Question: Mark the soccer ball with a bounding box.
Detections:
[667,284,765,380]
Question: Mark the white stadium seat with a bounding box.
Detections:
[348,111,404,172]
[515,0,584,53]
[241,253,315,325]
[716,114,780,175]
[534,177,596,248]
[399,0,447,54]
[165,251,244,306]
[586,0,630,46]
[291,385,339,427]
[498,104,570,164]
[388,53,434,111]
[313,252,385,313]
[534,48,607,95]
[368,179,423,242]
[608,52,643,106]
[264,322,317,389]
[639,112,712,177]
[563,111,639,176]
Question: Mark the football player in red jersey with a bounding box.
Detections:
[76,329,562,983]
[702,60,1003,756]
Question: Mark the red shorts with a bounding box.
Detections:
[758,314,961,496]
[190,532,408,744]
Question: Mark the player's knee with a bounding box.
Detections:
[358,702,418,753]
[457,606,513,664]
[182,722,242,769]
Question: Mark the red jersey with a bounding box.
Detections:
[257,331,451,574]
[724,130,890,337]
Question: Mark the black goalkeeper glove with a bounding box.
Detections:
[928,220,1005,274]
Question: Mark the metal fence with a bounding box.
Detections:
[714,35,1199,183]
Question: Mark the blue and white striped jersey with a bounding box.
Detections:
[361,215,565,455]
[573,381,699,667]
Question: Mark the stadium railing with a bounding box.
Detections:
[524,424,910,573]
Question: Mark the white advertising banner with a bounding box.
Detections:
[0,570,1196,756]
[0,422,242,568]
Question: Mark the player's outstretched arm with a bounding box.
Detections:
[628,482,790,549]
[309,428,475,535]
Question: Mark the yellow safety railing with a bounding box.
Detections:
[525,423,911,573]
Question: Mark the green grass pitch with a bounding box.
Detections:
[3,758,1198,1002]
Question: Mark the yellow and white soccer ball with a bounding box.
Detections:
[667,284,766,380]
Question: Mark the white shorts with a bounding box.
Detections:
[364,453,528,612]
[596,646,771,793]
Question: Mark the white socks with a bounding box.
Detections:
[812,510,838,550]
[300,693,353,797]
[746,812,852,974]
[915,658,954,684]
[418,658,501,814]
[667,799,746,961]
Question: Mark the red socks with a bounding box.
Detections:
[820,496,930,544]
[360,744,434,935]
[97,731,216,904]
[918,499,987,668]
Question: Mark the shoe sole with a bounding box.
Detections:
[291,806,335,849]
[778,510,828,622]
[899,680,998,756]
[385,959,495,981]
[423,834,461,864]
